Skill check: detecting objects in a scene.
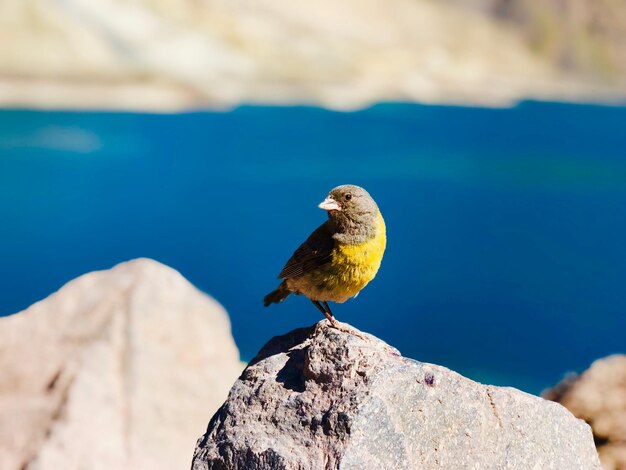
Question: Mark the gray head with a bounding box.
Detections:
[318,185,380,242]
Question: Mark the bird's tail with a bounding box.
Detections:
[264,281,291,307]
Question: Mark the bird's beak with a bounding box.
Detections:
[318,196,341,211]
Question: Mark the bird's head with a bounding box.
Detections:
[319,185,379,240]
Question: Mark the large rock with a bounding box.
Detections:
[545,355,626,470]
[0,259,244,470]
[192,321,601,470]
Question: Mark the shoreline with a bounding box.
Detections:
[1,77,625,113]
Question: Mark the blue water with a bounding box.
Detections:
[1,102,625,394]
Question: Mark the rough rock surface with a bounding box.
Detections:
[192,321,601,470]
[0,258,244,470]
[545,355,626,470]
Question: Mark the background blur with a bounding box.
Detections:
[2,0,626,395]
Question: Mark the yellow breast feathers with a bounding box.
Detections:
[330,211,386,301]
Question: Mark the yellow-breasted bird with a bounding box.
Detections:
[264,185,386,325]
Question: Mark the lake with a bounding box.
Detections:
[1,101,625,394]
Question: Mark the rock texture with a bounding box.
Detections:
[0,258,244,470]
[1,0,625,111]
[192,321,601,470]
[545,355,626,470]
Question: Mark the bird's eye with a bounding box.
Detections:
[345,193,352,201]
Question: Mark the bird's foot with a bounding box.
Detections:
[323,312,340,329]
[320,317,369,341]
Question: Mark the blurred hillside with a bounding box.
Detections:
[0,0,624,110]
[454,0,626,80]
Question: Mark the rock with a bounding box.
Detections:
[192,321,601,470]
[544,355,626,470]
[0,259,244,470]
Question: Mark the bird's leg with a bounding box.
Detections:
[322,302,341,328]
[311,300,339,328]
[320,301,369,338]
[321,301,339,327]
[311,300,326,317]
[322,301,334,318]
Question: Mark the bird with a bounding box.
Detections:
[264,184,386,326]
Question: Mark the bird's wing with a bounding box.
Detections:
[279,222,335,279]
